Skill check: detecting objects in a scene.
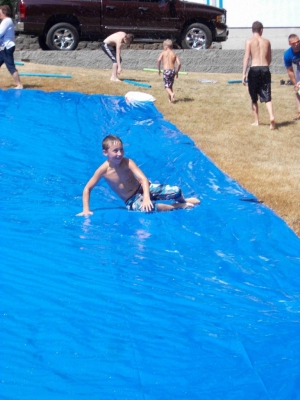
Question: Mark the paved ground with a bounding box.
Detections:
[15,49,286,74]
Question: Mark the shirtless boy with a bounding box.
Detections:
[76,135,200,216]
[101,32,134,81]
[242,21,275,130]
[157,39,181,103]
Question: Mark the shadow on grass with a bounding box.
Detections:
[276,121,296,128]
[176,97,194,103]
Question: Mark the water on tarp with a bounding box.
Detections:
[1,89,300,400]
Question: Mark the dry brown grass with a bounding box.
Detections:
[1,62,299,236]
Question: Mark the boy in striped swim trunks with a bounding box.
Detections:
[77,135,200,216]
[157,39,181,103]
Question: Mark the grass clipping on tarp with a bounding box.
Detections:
[1,62,299,237]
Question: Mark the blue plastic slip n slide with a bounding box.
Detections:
[1,89,300,399]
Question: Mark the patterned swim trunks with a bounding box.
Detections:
[125,183,182,212]
[163,69,176,88]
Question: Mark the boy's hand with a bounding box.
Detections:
[117,67,122,75]
[140,199,154,212]
[76,210,93,217]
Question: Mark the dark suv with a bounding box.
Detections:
[14,0,228,50]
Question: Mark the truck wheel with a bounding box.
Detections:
[181,23,212,50]
[38,35,49,51]
[46,23,79,51]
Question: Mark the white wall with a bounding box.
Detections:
[182,0,219,6]
[183,0,206,3]
[223,0,299,28]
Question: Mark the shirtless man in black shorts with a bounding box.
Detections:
[101,32,134,81]
[242,21,276,130]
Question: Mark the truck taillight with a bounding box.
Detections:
[19,0,26,19]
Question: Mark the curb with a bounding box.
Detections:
[15,49,287,74]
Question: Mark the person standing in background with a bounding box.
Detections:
[284,34,300,121]
[157,39,181,103]
[101,32,134,82]
[0,4,23,89]
[242,21,275,130]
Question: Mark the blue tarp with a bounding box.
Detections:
[1,89,300,399]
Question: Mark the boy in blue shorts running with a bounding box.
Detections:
[77,135,200,216]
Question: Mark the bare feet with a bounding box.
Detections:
[110,78,121,82]
[172,198,200,209]
[185,197,201,205]
[168,94,175,103]
[14,85,23,89]
[251,122,259,126]
[172,202,194,210]
[270,119,276,130]
[156,198,200,211]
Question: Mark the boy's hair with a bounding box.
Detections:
[125,34,134,44]
[288,34,299,42]
[252,21,263,33]
[163,39,173,48]
[0,5,11,17]
[102,135,123,150]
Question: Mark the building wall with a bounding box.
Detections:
[184,0,298,28]
[221,0,299,49]
[223,0,298,28]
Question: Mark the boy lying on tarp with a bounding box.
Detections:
[77,135,200,215]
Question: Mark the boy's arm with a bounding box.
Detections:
[286,66,297,86]
[267,41,272,66]
[242,39,251,85]
[175,55,181,77]
[76,163,106,216]
[157,53,163,75]
[128,159,153,212]
[284,51,297,86]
